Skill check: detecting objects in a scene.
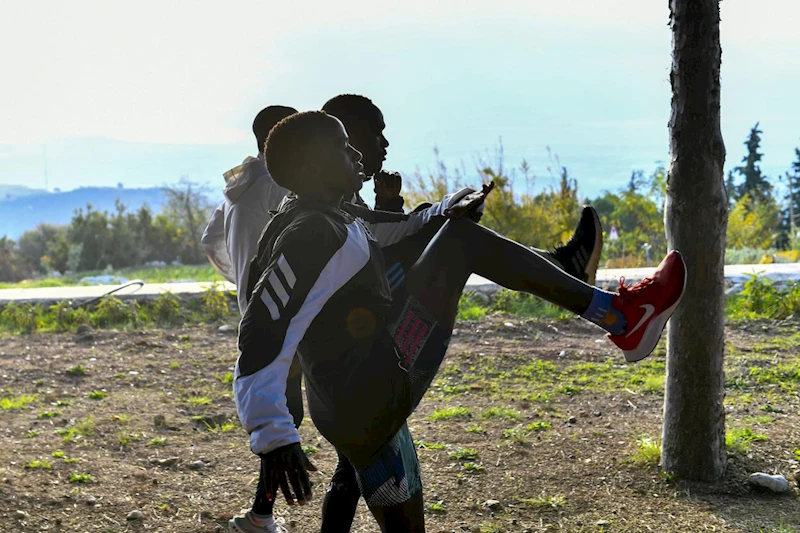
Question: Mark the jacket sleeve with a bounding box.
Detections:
[356,187,477,247]
[225,203,273,315]
[201,203,235,283]
[233,215,371,455]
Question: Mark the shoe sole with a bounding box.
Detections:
[622,252,688,363]
[584,206,603,286]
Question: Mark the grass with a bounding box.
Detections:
[480,406,520,421]
[58,416,94,443]
[526,421,551,432]
[187,396,212,406]
[502,426,531,446]
[519,492,566,509]
[52,451,65,458]
[37,410,60,419]
[0,264,220,290]
[302,445,318,456]
[726,427,768,455]
[429,406,471,421]
[117,431,140,446]
[448,448,479,461]
[68,473,92,484]
[87,390,107,400]
[427,502,447,513]
[461,462,484,473]
[25,459,52,470]
[466,424,486,434]
[66,365,87,376]
[415,440,448,450]
[630,436,661,467]
[0,394,37,410]
[219,372,234,385]
[147,437,168,447]
[205,420,236,433]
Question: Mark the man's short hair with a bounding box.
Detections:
[321,94,379,129]
[253,105,297,153]
[265,111,340,191]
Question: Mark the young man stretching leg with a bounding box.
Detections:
[312,94,606,531]
[234,111,687,532]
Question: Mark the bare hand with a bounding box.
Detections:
[374,170,402,199]
[445,181,496,219]
[260,443,317,505]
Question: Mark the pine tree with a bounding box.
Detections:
[730,123,772,203]
[780,145,800,248]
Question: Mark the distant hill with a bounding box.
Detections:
[0,184,48,202]
[0,185,168,239]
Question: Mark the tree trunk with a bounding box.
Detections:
[662,0,727,481]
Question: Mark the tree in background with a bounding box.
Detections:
[0,237,33,282]
[163,178,214,265]
[2,178,214,280]
[729,123,772,204]
[17,224,69,273]
[404,145,581,249]
[727,194,779,249]
[661,0,727,481]
[778,144,800,248]
[725,123,779,248]
[591,167,667,267]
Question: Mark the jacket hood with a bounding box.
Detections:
[223,154,270,203]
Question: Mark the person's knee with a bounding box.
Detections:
[329,456,359,492]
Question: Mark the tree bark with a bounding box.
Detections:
[662,0,727,481]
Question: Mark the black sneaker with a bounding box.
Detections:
[548,205,603,285]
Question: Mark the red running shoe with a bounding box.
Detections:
[608,250,687,362]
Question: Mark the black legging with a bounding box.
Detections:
[320,449,361,532]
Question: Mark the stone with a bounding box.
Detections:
[126,509,144,521]
[483,499,501,511]
[597,520,611,527]
[567,416,578,424]
[13,510,26,520]
[86,495,97,505]
[748,472,789,493]
[187,460,206,471]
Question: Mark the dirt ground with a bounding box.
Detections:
[1,315,799,533]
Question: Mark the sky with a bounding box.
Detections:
[1,0,799,203]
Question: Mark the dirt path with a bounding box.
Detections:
[1,316,798,532]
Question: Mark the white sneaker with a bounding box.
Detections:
[229,510,287,533]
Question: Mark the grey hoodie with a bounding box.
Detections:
[201,153,288,314]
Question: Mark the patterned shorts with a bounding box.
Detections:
[353,423,421,507]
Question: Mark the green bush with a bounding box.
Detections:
[151,292,181,325]
[457,292,489,321]
[90,296,137,328]
[491,289,566,319]
[198,284,232,322]
[49,302,89,332]
[0,303,43,333]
